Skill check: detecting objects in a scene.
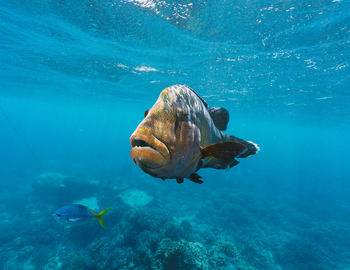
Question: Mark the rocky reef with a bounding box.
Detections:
[0,171,349,270]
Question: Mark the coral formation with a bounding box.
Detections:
[119,189,153,208]
[60,252,89,270]
[153,239,209,270]
[0,171,347,270]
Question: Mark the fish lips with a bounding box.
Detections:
[130,134,169,170]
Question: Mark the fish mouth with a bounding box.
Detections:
[130,134,170,169]
[131,138,154,149]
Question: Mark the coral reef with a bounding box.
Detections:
[0,171,348,270]
[153,239,209,270]
[60,252,89,270]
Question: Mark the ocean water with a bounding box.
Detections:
[0,0,350,269]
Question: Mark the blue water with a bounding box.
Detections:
[1,0,350,269]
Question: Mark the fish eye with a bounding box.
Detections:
[56,213,62,217]
[144,109,149,117]
[176,110,189,121]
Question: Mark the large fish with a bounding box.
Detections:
[130,85,259,184]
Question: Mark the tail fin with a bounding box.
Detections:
[239,140,260,158]
[227,135,260,158]
[91,207,111,228]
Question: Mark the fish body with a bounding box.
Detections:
[130,85,259,184]
[54,204,111,228]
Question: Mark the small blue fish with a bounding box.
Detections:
[53,204,111,228]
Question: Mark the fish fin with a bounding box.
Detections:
[185,86,208,108]
[201,158,227,169]
[176,178,184,184]
[201,141,246,165]
[229,159,239,168]
[91,207,111,228]
[208,107,229,131]
[238,140,260,158]
[188,173,203,184]
[68,218,80,222]
[195,159,203,171]
[227,136,260,158]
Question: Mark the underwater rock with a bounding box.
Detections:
[44,256,62,270]
[208,241,247,270]
[32,172,71,205]
[89,238,129,269]
[0,219,16,243]
[216,241,241,260]
[37,229,57,245]
[17,246,34,262]
[36,172,66,185]
[112,183,129,191]
[32,172,100,205]
[73,197,100,211]
[276,237,326,270]
[60,252,89,270]
[153,238,209,270]
[123,208,167,249]
[4,259,34,270]
[119,189,153,208]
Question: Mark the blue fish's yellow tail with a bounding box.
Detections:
[90,207,111,228]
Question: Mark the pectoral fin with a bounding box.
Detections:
[201,141,246,165]
[176,178,184,184]
[230,159,239,168]
[188,173,203,184]
[68,218,80,222]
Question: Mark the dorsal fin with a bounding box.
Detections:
[186,86,208,108]
[208,107,229,131]
[186,86,229,130]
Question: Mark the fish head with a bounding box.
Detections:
[53,208,69,223]
[130,86,201,179]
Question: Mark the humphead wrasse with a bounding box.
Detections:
[130,85,259,184]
